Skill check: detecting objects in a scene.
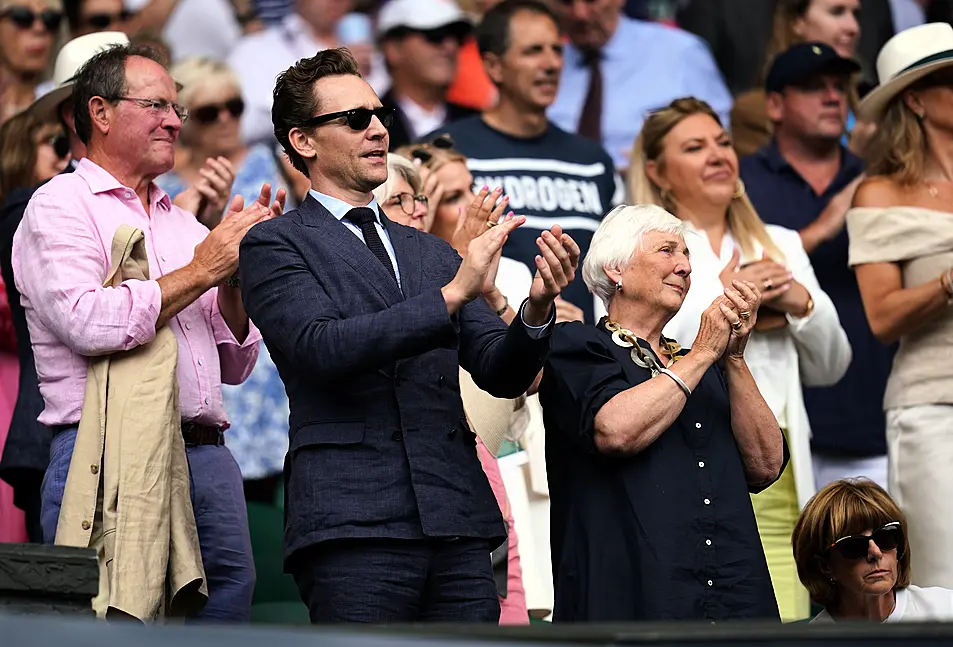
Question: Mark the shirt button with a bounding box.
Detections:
[698,461,705,468]
[161,255,167,262]
[707,579,714,587]
[185,323,191,330]
[124,191,133,200]
[706,539,712,546]
[81,520,91,530]
[703,498,711,505]
[90,465,99,475]
[695,422,702,429]
[204,397,210,405]
[197,359,203,366]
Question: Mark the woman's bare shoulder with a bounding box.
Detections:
[852,176,908,209]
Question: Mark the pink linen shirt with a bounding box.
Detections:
[12,158,260,428]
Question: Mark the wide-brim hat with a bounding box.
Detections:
[29,31,132,122]
[859,23,953,120]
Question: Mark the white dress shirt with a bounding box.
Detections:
[663,223,852,507]
[813,585,953,623]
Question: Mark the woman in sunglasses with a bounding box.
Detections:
[793,479,953,622]
[0,107,67,542]
[155,56,290,228]
[0,0,63,125]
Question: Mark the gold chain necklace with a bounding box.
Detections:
[604,319,682,372]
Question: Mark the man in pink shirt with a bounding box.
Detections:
[12,43,283,621]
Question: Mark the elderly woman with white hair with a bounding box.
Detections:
[538,204,787,623]
[371,154,432,231]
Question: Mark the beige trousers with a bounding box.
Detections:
[886,404,953,588]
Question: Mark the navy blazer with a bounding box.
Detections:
[239,195,552,566]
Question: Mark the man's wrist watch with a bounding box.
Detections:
[224,273,241,288]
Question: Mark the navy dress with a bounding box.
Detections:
[539,320,784,622]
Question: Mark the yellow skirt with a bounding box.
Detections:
[749,437,810,623]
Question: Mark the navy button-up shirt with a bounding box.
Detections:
[740,142,892,457]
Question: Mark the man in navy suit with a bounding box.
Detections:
[239,48,580,624]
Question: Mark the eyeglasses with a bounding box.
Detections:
[830,522,903,561]
[46,133,69,159]
[410,133,454,164]
[109,96,189,122]
[82,9,134,29]
[388,192,428,216]
[302,107,394,131]
[191,98,245,125]
[418,24,469,46]
[0,6,63,33]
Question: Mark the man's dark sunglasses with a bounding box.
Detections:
[83,9,134,29]
[302,107,394,131]
[192,98,245,125]
[830,521,903,561]
[1,6,62,33]
[390,23,470,46]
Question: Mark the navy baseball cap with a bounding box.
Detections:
[765,42,861,93]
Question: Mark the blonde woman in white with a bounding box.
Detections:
[629,97,852,622]
[848,23,953,590]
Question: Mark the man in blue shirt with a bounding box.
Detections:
[435,0,622,324]
[740,43,893,491]
[547,0,731,172]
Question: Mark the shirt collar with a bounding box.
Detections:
[75,158,172,210]
[758,139,865,179]
[308,188,380,223]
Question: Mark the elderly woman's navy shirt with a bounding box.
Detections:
[539,319,784,622]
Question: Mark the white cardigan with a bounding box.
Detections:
[663,223,852,508]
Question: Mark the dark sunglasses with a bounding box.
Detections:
[82,9,134,29]
[410,133,454,164]
[830,522,903,561]
[1,6,62,33]
[48,133,69,159]
[419,24,469,46]
[191,98,245,125]
[302,106,394,131]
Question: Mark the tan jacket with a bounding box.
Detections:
[55,224,207,621]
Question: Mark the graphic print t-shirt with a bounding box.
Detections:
[435,117,623,322]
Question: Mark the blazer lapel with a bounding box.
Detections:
[380,211,421,299]
[296,195,403,306]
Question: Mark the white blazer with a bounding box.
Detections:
[663,224,852,507]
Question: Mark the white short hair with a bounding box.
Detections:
[372,154,422,204]
[582,204,689,311]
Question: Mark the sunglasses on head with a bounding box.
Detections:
[82,9,134,29]
[1,6,62,33]
[410,133,454,164]
[830,521,903,561]
[191,98,245,125]
[302,106,394,131]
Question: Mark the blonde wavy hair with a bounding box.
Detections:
[627,97,783,261]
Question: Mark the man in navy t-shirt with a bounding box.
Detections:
[430,0,622,323]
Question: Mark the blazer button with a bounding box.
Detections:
[395,375,404,385]
[438,375,446,386]
[81,520,91,530]
[447,428,457,439]
[392,430,403,441]
[90,464,99,475]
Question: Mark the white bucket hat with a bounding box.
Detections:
[859,23,953,120]
[29,31,131,121]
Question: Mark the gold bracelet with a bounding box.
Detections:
[494,296,509,317]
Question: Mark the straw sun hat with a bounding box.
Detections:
[859,23,953,120]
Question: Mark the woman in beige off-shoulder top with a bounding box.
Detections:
[846,24,953,592]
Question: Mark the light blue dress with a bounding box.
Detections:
[158,143,290,479]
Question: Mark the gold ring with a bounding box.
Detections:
[486,220,497,228]
[739,311,751,320]
[763,279,773,290]
[731,320,743,330]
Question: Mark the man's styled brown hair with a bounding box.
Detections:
[271,48,362,177]
[792,478,911,609]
